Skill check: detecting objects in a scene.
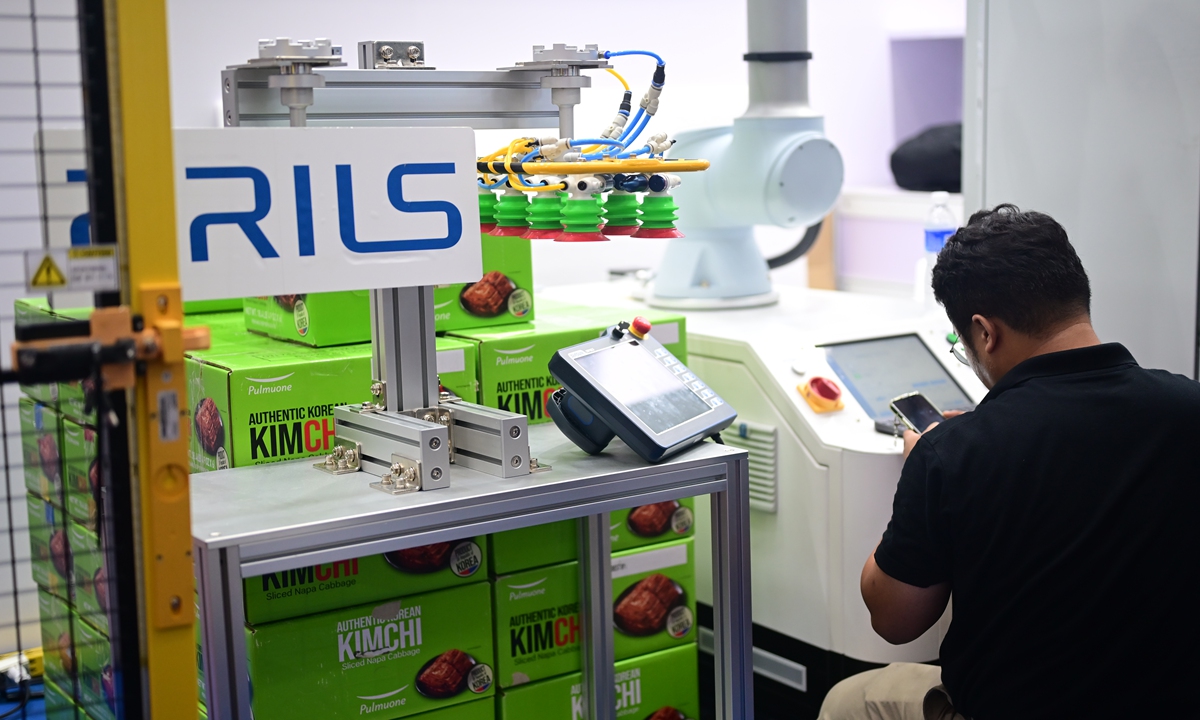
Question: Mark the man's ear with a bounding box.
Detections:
[972,314,1001,354]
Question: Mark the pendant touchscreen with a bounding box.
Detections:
[547,319,737,463]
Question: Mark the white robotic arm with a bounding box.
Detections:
[650,0,844,308]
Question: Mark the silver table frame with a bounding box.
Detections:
[193,424,754,720]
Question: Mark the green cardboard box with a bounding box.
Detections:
[416,698,494,720]
[62,418,98,531]
[245,536,487,624]
[185,298,243,314]
[246,583,496,719]
[493,560,580,687]
[76,613,115,720]
[489,499,697,576]
[185,343,374,472]
[38,589,73,690]
[186,336,476,473]
[43,678,79,720]
[68,519,108,635]
[436,336,480,402]
[20,397,62,501]
[28,493,70,598]
[610,538,697,660]
[490,520,578,576]
[244,291,371,347]
[187,311,279,356]
[196,595,206,708]
[497,644,700,720]
[434,233,534,332]
[14,298,58,405]
[449,308,686,425]
[493,537,696,687]
[54,305,98,426]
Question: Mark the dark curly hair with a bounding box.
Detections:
[932,204,1091,343]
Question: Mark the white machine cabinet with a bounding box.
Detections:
[544,282,987,703]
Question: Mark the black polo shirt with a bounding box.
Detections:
[875,343,1200,719]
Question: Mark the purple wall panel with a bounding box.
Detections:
[891,37,964,145]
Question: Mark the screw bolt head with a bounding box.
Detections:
[431,467,443,480]
[407,45,421,60]
[379,45,395,60]
[429,437,441,450]
[509,426,521,439]
[511,455,522,468]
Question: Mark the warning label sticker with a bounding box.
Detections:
[25,247,119,293]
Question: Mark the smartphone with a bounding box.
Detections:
[889,392,945,433]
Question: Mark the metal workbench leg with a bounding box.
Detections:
[198,544,251,719]
[578,513,615,720]
[710,457,755,719]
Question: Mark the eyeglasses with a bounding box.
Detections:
[950,339,969,366]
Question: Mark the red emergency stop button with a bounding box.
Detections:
[798,376,844,413]
[630,316,652,339]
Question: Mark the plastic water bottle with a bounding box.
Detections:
[914,191,957,308]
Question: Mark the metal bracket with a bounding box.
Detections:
[369,453,424,495]
[332,404,450,490]
[312,438,363,475]
[400,405,455,457]
[358,41,434,70]
[439,398,530,478]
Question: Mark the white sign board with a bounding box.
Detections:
[173,127,481,301]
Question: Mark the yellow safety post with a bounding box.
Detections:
[105,0,198,715]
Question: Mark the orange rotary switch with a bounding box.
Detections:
[629,316,652,339]
[799,376,844,413]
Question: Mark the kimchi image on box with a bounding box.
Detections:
[244,291,371,347]
[489,519,578,576]
[611,498,696,553]
[61,418,98,531]
[497,644,700,720]
[434,233,534,333]
[68,518,108,636]
[244,537,487,624]
[246,583,495,719]
[19,397,62,501]
[493,560,580,687]
[28,493,70,599]
[450,307,687,426]
[489,497,697,576]
[185,343,374,472]
[610,537,697,660]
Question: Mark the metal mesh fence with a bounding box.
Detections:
[0,0,121,716]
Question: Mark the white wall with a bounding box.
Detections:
[165,0,965,287]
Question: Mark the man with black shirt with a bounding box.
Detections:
[819,205,1198,719]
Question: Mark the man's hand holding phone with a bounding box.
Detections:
[902,410,965,459]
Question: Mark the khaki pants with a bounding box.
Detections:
[818,663,967,720]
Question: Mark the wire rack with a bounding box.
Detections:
[1,0,124,716]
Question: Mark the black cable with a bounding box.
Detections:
[0,680,30,719]
[766,219,824,270]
